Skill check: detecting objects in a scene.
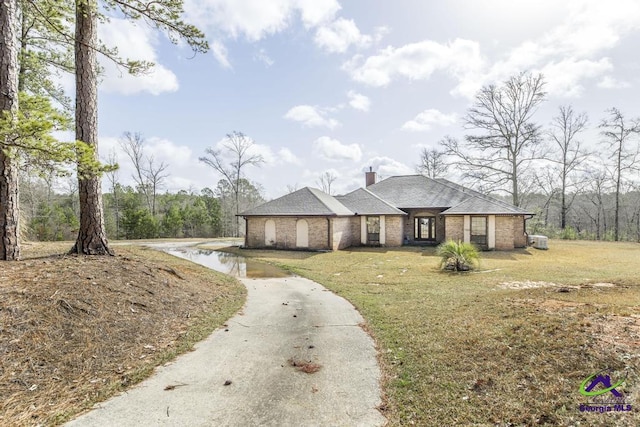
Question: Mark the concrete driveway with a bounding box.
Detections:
[67,272,386,426]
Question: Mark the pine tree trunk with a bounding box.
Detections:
[0,0,20,261]
[70,0,112,255]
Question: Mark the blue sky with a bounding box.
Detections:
[84,0,640,198]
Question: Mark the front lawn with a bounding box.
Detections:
[234,240,640,426]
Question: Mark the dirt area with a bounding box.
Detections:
[0,242,245,426]
[498,280,617,290]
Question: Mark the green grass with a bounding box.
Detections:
[232,240,640,426]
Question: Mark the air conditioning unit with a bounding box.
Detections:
[528,235,548,250]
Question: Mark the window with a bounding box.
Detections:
[366,216,380,244]
[414,216,436,241]
[471,216,487,246]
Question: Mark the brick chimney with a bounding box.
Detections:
[365,166,376,187]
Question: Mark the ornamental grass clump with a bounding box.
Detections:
[437,240,480,271]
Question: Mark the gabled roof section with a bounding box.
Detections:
[441,197,531,215]
[240,187,353,216]
[336,188,406,216]
[434,179,532,215]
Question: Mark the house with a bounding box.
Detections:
[240,171,533,251]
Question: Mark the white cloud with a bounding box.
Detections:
[101,134,298,194]
[254,48,274,66]
[598,75,631,89]
[402,109,457,132]
[184,0,340,41]
[99,135,210,192]
[284,105,340,129]
[278,147,302,165]
[341,1,640,99]
[343,38,485,90]
[146,137,194,165]
[211,40,232,68]
[98,19,179,95]
[312,136,362,162]
[360,156,413,178]
[295,0,341,27]
[347,90,370,112]
[250,143,278,164]
[314,18,372,53]
[539,58,613,97]
[546,0,640,57]
[484,0,640,97]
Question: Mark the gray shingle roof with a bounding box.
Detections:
[242,176,531,217]
[367,175,532,215]
[366,175,470,208]
[441,197,529,215]
[336,188,406,216]
[240,187,353,216]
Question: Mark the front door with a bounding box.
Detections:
[414,216,436,241]
[366,216,380,245]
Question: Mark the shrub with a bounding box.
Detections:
[436,240,480,271]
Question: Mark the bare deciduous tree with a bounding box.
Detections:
[119,131,151,211]
[598,107,640,241]
[317,171,337,195]
[580,167,611,240]
[199,131,265,237]
[548,105,589,229]
[119,132,169,216]
[145,156,169,216]
[442,72,546,206]
[105,150,121,239]
[416,147,448,178]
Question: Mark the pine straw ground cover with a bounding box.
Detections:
[0,242,245,426]
[224,240,640,426]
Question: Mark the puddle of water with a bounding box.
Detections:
[166,248,290,279]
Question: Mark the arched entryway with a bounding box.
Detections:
[264,219,276,246]
[296,219,309,248]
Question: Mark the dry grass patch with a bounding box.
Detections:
[0,242,245,426]
[236,240,640,426]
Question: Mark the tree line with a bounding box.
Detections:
[418,72,640,242]
[18,130,266,242]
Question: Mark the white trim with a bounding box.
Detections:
[380,216,386,245]
[361,216,367,245]
[488,215,496,249]
[463,215,470,243]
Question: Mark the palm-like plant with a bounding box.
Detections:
[437,240,480,271]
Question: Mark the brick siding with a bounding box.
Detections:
[444,216,464,242]
[495,216,515,250]
[384,216,404,246]
[246,217,330,250]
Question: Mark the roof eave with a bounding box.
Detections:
[440,211,533,216]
